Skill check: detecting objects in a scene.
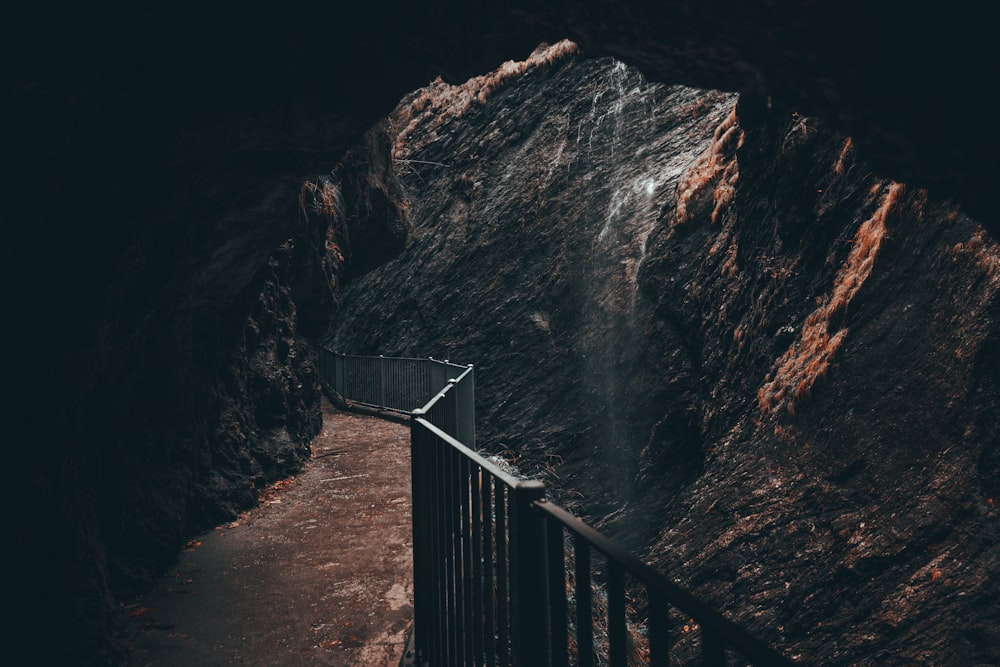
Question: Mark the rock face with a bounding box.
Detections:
[327,49,1000,665]
[11,184,336,666]
[3,3,999,664]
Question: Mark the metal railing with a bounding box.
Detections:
[320,351,793,666]
[319,348,475,447]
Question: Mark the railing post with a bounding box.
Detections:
[509,480,548,667]
[409,410,431,667]
[379,354,386,409]
[457,364,475,448]
[334,351,345,397]
[335,351,793,667]
[447,378,459,440]
[429,357,445,398]
[421,358,431,404]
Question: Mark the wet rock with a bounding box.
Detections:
[5,3,999,664]
[328,50,1000,665]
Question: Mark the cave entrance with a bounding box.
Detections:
[318,40,733,555]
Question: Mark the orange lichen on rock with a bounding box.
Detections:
[948,225,1000,361]
[720,242,739,277]
[953,227,1000,287]
[711,156,741,224]
[758,182,905,414]
[833,137,854,176]
[301,179,347,262]
[302,180,343,220]
[707,230,740,276]
[475,39,580,105]
[674,106,744,225]
[392,40,580,157]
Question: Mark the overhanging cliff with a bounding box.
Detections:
[327,48,1000,665]
[4,3,999,664]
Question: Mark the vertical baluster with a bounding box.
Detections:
[365,356,370,404]
[355,357,362,403]
[379,354,386,408]
[448,380,458,438]
[449,447,468,664]
[387,357,394,408]
[702,626,726,667]
[394,358,400,408]
[446,445,462,665]
[472,466,484,665]
[574,536,594,667]
[462,458,474,666]
[483,475,496,667]
[408,360,415,409]
[420,360,426,407]
[508,481,547,667]
[432,429,446,663]
[423,424,436,663]
[341,355,348,399]
[396,359,401,409]
[409,420,427,665]
[546,520,569,667]
[495,486,509,667]
[445,448,458,665]
[347,356,353,400]
[332,349,336,386]
[384,357,390,408]
[344,356,351,400]
[648,588,670,667]
[607,561,627,667]
[442,435,453,663]
[357,355,364,404]
[336,352,344,398]
[358,356,364,400]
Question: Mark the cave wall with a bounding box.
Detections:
[327,51,999,664]
[2,2,998,664]
[640,99,1000,666]
[10,183,337,666]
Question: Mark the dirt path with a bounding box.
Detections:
[121,399,413,666]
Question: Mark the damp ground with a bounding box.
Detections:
[119,398,413,666]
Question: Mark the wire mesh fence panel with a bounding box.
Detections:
[384,357,432,411]
[343,355,381,407]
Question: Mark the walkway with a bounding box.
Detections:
[121,398,414,666]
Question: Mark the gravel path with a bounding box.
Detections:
[121,399,413,666]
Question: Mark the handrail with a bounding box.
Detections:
[318,347,475,446]
[533,500,792,666]
[410,415,525,515]
[319,351,794,667]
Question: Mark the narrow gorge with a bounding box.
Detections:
[326,45,1000,665]
[4,3,997,665]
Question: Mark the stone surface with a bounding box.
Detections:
[3,3,999,664]
[327,51,1000,665]
[118,401,413,667]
